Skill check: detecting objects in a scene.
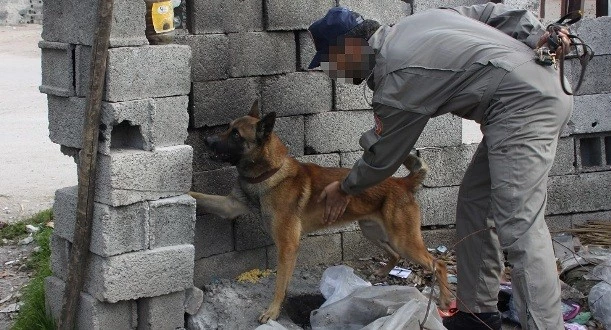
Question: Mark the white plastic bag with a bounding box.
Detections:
[318,265,371,308]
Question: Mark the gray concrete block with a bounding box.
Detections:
[229,32,296,77]
[296,153,341,167]
[342,230,382,261]
[48,96,189,155]
[45,276,138,330]
[419,144,478,187]
[562,94,611,136]
[95,146,193,207]
[413,0,488,13]
[545,210,611,232]
[338,0,412,25]
[415,115,463,148]
[194,214,235,259]
[187,126,230,173]
[267,234,342,268]
[184,286,204,315]
[193,248,268,287]
[417,186,459,226]
[340,151,409,177]
[86,245,195,303]
[42,0,148,47]
[190,0,263,33]
[192,167,238,196]
[265,0,335,31]
[53,186,149,257]
[335,81,374,111]
[174,34,229,82]
[550,137,576,176]
[564,55,611,95]
[574,16,611,56]
[50,234,71,282]
[261,72,333,117]
[192,78,260,128]
[298,31,319,71]
[421,227,457,250]
[149,195,196,249]
[305,110,373,153]
[547,172,611,215]
[275,116,305,157]
[39,41,74,97]
[102,45,191,102]
[137,291,186,330]
[234,212,274,252]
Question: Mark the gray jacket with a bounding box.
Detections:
[341,3,547,195]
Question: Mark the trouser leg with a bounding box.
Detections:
[455,141,503,313]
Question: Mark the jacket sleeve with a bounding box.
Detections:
[448,2,545,48]
[340,104,429,195]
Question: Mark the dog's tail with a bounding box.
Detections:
[402,154,428,192]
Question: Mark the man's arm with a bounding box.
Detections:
[340,104,429,195]
[448,2,545,48]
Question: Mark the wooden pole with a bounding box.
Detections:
[57,0,114,329]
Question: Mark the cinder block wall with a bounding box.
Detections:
[186,0,611,289]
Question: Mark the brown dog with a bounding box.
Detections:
[189,101,451,323]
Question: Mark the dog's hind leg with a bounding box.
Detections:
[359,220,401,277]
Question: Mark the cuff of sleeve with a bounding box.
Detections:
[340,179,357,196]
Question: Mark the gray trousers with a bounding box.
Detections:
[455,61,572,329]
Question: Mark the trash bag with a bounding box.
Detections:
[310,285,445,330]
[254,320,288,330]
[589,281,611,329]
[318,265,371,308]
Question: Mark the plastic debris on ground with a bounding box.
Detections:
[588,255,611,330]
[310,265,445,330]
[388,266,411,279]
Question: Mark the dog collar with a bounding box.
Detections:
[241,167,280,184]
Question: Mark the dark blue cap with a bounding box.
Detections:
[307,7,364,69]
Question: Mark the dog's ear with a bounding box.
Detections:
[256,112,276,143]
[248,100,260,119]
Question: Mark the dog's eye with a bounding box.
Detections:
[231,129,241,139]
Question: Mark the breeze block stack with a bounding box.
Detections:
[41,0,201,328]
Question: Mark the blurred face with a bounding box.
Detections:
[321,37,375,84]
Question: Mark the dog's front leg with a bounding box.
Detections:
[188,188,250,219]
[259,218,301,323]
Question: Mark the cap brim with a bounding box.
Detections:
[308,50,324,69]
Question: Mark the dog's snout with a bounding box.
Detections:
[204,136,218,148]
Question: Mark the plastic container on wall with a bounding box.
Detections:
[145,0,175,45]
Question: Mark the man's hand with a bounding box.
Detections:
[537,27,571,55]
[317,181,351,224]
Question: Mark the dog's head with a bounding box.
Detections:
[205,100,276,166]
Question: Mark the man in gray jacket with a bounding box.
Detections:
[311,3,572,329]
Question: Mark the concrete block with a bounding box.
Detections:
[45,276,138,330]
[575,135,609,171]
[234,212,274,251]
[95,146,193,207]
[413,0,488,13]
[298,31,319,71]
[53,186,149,257]
[42,0,148,47]
[338,0,412,25]
[137,291,185,330]
[417,186,459,226]
[265,0,335,31]
[342,230,382,261]
[574,17,611,56]
[547,172,611,215]
[75,45,191,102]
[564,55,611,95]
[229,32,296,77]
[335,81,374,110]
[193,248,267,287]
[190,0,263,33]
[50,234,71,282]
[267,234,342,268]
[39,41,74,97]
[275,116,305,157]
[192,78,260,128]
[174,34,229,82]
[562,94,611,136]
[194,214,235,259]
[148,195,196,249]
[550,137,576,176]
[545,210,611,232]
[192,167,238,196]
[421,227,457,249]
[340,151,409,177]
[184,287,204,316]
[261,72,333,117]
[187,126,230,173]
[305,110,373,153]
[419,144,478,187]
[296,154,341,167]
[48,96,189,155]
[462,118,483,144]
[415,115,463,148]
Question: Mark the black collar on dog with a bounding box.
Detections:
[241,167,280,184]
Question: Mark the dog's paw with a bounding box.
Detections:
[188,191,201,199]
[258,308,280,324]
